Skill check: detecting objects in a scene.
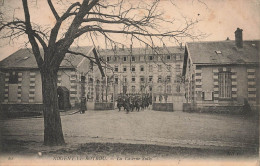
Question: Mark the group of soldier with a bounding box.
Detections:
[116,93,152,113]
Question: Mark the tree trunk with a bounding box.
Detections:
[41,67,65,146]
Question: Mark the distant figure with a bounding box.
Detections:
[159,95,162,103]
[80,97,86,114]
[243,98,252,114]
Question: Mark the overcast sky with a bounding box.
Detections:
[0,0,259,61]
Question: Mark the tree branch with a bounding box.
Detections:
[50,0,99,68]
[66,49,96,64]
[22,0,43,68]
[47,0,60,20]
[60,2,81,21]
[74,26,185,39]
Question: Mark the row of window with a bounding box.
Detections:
[113,64,181,73]
[105,54,182,63]
[129,85,179,93]
[114,75,172,84]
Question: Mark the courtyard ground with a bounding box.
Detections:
[0,109,259,159]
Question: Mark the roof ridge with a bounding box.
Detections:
[186,39,260,44]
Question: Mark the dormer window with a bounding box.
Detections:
[23,56,29,60]
[215,51,222,54]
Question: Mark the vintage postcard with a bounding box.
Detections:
[0,0,259,166]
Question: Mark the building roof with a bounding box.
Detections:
[186,40,260,65]
[97,46,184,56]
[0,46,93,69]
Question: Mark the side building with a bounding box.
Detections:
[0,46,94,112]
[182,28,260,113]
[88,46,185,111]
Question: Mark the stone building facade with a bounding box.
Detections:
[0,46,94,111]
[182,28,260,113]
[88,46,185,111]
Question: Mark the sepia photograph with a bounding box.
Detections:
[0,0,259,165]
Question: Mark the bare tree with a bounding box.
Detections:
[0,0,203,146]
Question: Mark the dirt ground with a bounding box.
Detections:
[0,109,259,159]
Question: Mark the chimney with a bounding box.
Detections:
[122,45,124,50]
[226,37,230,40]
[235,28,243,48]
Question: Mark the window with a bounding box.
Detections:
[115,66,118,72]
[131,66,135,72]
[176,64,181,72]
[131,56,135,61]
[149,76,153,82]
[132,76,135,82]
[140,66,144,72]
[9,71,18,84]
[123,57,127,62]
[149,65,153,72]
[107,56,110,62]
[215,51,222,54]
[158,65,162,72]
[131,86,136,93]
[140,85,145,92]
[89,77,93,83]
[175,74,182,83]
[166,76,171,83]
[115,77,118,84]
[123,66,127,72]
[157,86,163,93]
[176,85,180,93]
[123,76,127,83]
[140,76,145,82]
[167,85,171,93]
[218,72,232,98]
[23,56,29,60]
[196,65,202,70]
[167,55,171,60]
[149,86,153,92]
[149,56,153,61]
[158,76,162,83]
[166,65,171,71]
[176,55,181,61]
